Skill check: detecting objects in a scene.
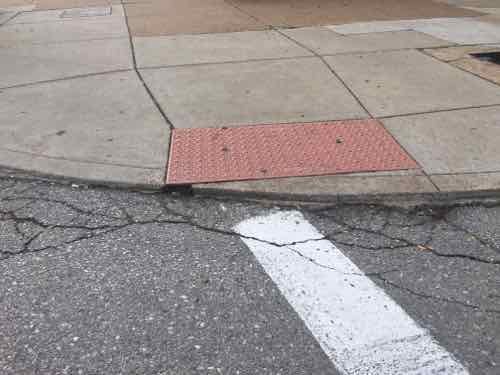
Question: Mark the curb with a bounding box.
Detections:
[2,165,500,207]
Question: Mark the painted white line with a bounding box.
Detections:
[234,210,469,375]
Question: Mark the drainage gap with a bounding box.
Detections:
[470,52,500,65]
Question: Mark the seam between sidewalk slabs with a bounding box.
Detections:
[0,68,134,90]
[0,11,20,26]
[122,0,174,185]
[271,26,441,192]
[133,41,497,71]
[419,48,500,87]
[0,36,130,47]
[378,103,500,119]
[430,170,500,176]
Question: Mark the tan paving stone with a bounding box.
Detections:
[0,0,33,8]
[325,50,500,117]
[282,28,452,55]
[230,0,478,27]
[125,0,266,36]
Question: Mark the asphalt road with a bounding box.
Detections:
[0,172,499,375]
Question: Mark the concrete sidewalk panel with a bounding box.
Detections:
[0,10,127,46]
[330,18,452,35]
[330,17,500,44]
[133,30,312,68]
[140,57,367,129]
[452,57,500,85]
[0,38,132,88]
[230,0,477,27]
[125,0,266,37]
[415,17,500,44]
[442,0,500,6]
[35,0,118,11]
[282,28,451,55]
[382,106,500,174]
[0,71,170,183]
[8,4,120,24]
[325,50,500,117]
[330,19,422,35]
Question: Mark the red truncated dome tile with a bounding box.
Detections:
[166,120,419,184]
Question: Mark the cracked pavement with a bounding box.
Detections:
[0,172,499,374]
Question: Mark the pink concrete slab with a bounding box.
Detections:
[125,0,266,36]
[230,0,479,27]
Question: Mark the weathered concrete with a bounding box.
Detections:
[453,56,500,85]
[282,28,452,55]
[0,71,170,186]
[35,0,118,11]
[8,5,118,23]
[133,30,312,68]
[423,45,500,61]
[325,50,500,117]
[431,172,500,192]
[0,7,127,46]
[415,17,500,44]
[383,106,500,174]
[0,149,165,187]
[0,38,132,88]
[423,45,500,85]
[193,171,437,201]
[140,57,367,129]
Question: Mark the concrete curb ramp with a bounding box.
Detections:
[1,3,500,202]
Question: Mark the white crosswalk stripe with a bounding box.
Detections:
[235,210,470,375]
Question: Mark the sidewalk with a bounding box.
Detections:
[1,0,500,201]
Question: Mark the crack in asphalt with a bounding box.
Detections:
[314,206,500,266]
[374,274,500,315]
[1,176,499,315]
